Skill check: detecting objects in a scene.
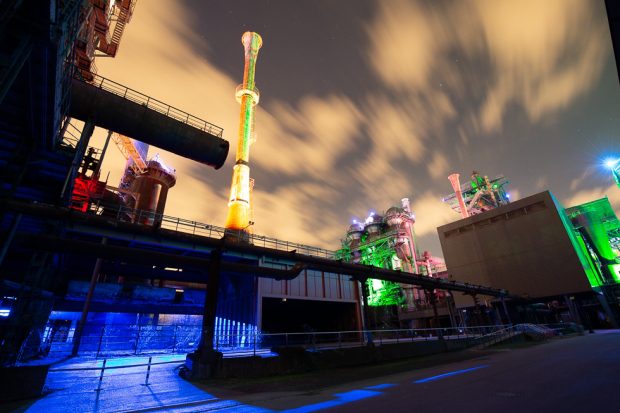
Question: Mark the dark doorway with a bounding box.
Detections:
[261,298,358,333]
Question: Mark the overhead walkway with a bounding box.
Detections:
[68,72,229,169]
[6,199,517,299]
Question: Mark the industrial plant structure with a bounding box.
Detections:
[337,199,453,329]
[0,4,364,365]
[0,0,228,365]
[443,171,510,219]
[0,2,513,385]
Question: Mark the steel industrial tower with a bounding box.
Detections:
[225,32,263,236]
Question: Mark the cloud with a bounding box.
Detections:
[90,3,367,249]
[410,191,459,237]
[366,0,608,134]
[86,0,613,257]
[253,95,364,178]
[563,184,620,214]
[508,189,521,201]
[365,0,443,90]
[252,182,345,247]
[427,153,449,180]
[535,177,548,191]
[568,167,597,192]
[473,0,608,132]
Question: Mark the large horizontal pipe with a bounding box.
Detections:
[69,78,229,169]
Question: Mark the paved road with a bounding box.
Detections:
[8,331,620,412]
[234,331,620,413]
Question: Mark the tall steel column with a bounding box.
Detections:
[225,32,262,235]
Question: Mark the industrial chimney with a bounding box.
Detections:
[224,32,263,239]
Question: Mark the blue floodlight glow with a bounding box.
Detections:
[414,365,489,384]
[604,158,619,169]
[364,383,396,390]
[282,389,382,413]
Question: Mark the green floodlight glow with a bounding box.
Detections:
[360,244,405,306]
[565,197,620,287]
[366,277,405,306]
[337,232,406,307]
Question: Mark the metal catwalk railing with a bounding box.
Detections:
[104,204,338,259]
[73,71,224,137]
[32,323,524,360]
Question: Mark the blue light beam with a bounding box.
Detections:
[414,365,489,384]
[282,389,382,413]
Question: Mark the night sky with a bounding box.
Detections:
[92,0,620,257]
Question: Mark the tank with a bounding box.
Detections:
[364,214,384,239]
[385,206,406,227]
[130,159,176,226]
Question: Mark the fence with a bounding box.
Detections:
[74,71,224,137]
[38,323,517,360]
[102,204,338,259]
[43,323,204,358]
[47,355,186,393]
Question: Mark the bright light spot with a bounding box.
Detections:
[506,193,510,199]
[604,158,619,169]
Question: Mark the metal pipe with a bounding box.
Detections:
[72,237,107,356]
[0,212,22,267]
[94,129,113,177]
[448,173,469,218]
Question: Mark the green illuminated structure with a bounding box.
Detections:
[565,197,620,286]
[611,160,620,189]
[337,200,430,308]
[337,221,407,306]
[357,233,406,306]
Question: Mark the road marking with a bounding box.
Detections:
[414,365,489,384]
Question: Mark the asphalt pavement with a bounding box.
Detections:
[6,331,620,412]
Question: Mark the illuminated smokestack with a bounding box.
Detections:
[225,32,263,235]
[448,173,470,219]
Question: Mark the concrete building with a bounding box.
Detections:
[438,191,620,328]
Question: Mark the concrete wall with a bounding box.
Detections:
[437,191,592,306]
